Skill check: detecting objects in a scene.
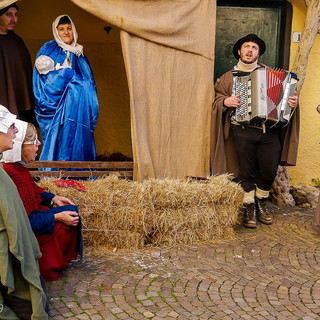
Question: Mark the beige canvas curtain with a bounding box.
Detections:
[70,0,216,180]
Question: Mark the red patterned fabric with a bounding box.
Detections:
[53,179,86,191]
[3,162,79,281]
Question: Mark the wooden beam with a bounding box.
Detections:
[27,161,134,179]
[29,170,133,178]
[27,161,133,169]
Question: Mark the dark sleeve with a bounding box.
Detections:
[213,71,233,112]
[28,209,55,234]
[40,191,55,207]
[28,204,79,235]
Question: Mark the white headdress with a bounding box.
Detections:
[0,105,16,133]
[1,119,27,163]
[52,14,83,56]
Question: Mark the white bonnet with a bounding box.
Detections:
[1,119,27,163]
[0,104,17,133]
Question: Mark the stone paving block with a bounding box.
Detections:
[89,315,103,320]
[51,316,66,320]
[47,206,320,320]
[75,314,90,320]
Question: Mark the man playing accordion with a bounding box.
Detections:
[211,34,299,229]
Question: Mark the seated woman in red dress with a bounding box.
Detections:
[2,120,82,282]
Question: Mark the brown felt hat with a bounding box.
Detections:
[233,34,266,60]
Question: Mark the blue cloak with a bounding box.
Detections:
[33,40,99,162]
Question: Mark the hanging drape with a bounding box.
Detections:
[70,0,216,180]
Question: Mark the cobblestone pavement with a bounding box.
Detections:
[48,205,320,320]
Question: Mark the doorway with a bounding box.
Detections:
[214,0,292,80]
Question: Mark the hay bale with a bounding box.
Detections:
[38,174,243,250]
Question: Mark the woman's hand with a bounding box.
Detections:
[52,195,75,206]
[288,92,298,108]
[224,95,241,108]
[54,211,79,226]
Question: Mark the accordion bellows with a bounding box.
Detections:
[232,67,298,128]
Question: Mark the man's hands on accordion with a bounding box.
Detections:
[288,92,298,108]
[224,95,241,108]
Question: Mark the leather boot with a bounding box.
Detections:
[243,202,257,228]
[255,198,273,225]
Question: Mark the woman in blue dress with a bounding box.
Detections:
[33,15,99,162]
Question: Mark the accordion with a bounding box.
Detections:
[232,67,298,128]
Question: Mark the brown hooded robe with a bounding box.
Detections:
[211,69,300,177]
[0,31,34,116]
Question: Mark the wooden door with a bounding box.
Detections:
[214,1,292,80]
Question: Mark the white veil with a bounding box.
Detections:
[52,14,83,56]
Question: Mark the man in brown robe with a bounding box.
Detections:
[211,34,299,229]
[0,0,36,124]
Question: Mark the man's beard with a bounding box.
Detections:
[241,54,258,64]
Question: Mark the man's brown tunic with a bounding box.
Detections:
[0,31,34,115]
[211,70,300,177]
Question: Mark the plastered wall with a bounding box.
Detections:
[289,0,320,186]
